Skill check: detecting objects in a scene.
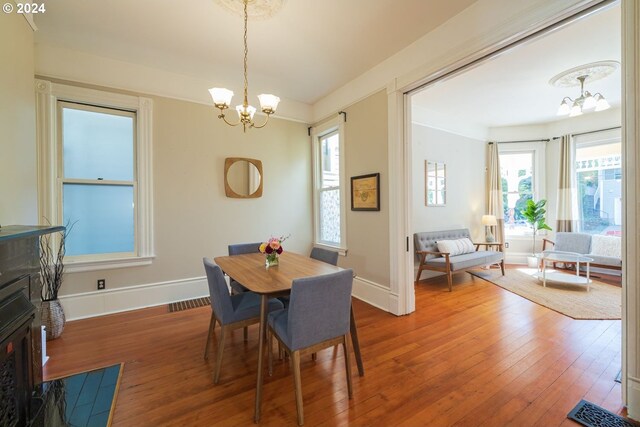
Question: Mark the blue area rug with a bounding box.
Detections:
[30,363,123,427]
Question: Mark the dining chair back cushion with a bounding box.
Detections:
[284,269,353,351]
[310,247,339,266]
[228,242,262,255]
[203,258,235,324]
[203,258,284,325]
[228,242,262,293]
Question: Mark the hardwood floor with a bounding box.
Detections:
[45,272,624,426]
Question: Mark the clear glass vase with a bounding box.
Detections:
[265,253,279,267]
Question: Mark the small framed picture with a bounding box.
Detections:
[351,173,380,211]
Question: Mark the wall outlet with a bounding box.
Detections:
[97,279,106,290]
[504,242,510,249]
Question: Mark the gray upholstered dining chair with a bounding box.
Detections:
[277,247,339,312]
[228,242,262,294]
[202,258,284,384]
[310,247,339,266]
[267,269,354,426]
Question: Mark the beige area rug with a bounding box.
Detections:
[469,268,621,320]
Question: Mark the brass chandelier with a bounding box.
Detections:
[209,0,280,132]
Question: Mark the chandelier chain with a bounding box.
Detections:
[208,0,280,132]
[243,0,249,107]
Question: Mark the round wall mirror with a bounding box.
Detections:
[224,157,263,198]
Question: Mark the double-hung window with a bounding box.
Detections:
[312,119,346,254]
[499,142,545,236]
[574,129,622,235]
[59,103,137,257]
[36,80,154,271]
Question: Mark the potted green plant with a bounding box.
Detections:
[40,222,75,340]
[520,199,552,267]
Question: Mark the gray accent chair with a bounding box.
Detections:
[542,232,622,270]
[267,269,354,426]
[310,247,339,266]
[228,242,262,293]
[202,258,284,384]
[414,228,504,291]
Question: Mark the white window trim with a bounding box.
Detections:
[311,118,347,255]
[498,141,547,237]
[35,79,155,272]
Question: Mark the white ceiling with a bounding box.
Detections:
[411,3,621,131]
[34,0,477,105]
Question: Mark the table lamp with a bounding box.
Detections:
[481,215,497,242]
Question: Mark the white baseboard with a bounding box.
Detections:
[59,274,392,321]
[505,251,531,265]
[58,276,208,321]
[353,276,390,312]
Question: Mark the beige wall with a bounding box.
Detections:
[0,13,38,225]
[336,90,390,287]
[411,124,486,278]
[411,125,486,238]
[57,89,312,295]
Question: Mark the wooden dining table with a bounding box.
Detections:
[214,251,364,423]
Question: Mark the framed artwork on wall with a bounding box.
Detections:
[351,173,380,211]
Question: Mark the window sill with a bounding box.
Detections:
[65,255,156,273]
[313,243,347,257]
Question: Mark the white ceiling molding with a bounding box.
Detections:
[34,43,313,123]
[11,0,38,31]
[311,0,598,123]
[487,107,621,141]
[34,0,474,108]
[411,105,489,141]
[409,4,620,129]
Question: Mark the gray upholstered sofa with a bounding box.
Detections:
[414,228,504,291]
[542,232,622,271]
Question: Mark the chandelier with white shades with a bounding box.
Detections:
[209,0,281,132]
[550,61,618,118]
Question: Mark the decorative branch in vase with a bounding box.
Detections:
[40,220,76,340]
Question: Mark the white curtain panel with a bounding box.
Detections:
[556,134,579,232]
[486,142,505,243]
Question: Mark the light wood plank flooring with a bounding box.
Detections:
[45,272,623,426]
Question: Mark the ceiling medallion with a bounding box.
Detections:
[213,0,286,20]
[550,61,618,117]
[549,61,619,88]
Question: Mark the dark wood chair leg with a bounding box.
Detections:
[311,352,317,361]
[213,325,226,384]
[500,260,505,276]
[349,306,364,376]
[447,272,453,292]
[268,329,273,376]
[292,350,304,426]
[204,312,216,360]
[343,334,353,399]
